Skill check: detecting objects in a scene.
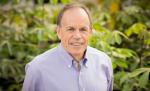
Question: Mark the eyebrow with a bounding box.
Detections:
[65,25,89,29]
[66,26,74,28]
[80,26,88,29]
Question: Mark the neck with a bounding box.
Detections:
[72,55,83,63]
[70,52,85,63]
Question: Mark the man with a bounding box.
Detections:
[22,3,113,91]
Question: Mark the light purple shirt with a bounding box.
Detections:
[22,43,113,91]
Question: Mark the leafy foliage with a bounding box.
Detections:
[0,1,58,90]
[0,0,150,91]
[88,0,150,90]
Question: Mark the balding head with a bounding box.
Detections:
[57,3,92,28]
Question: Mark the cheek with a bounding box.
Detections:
[61,35,71,44]
[83,34,90,41]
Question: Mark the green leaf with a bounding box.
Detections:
[37,0,44,5]
[122,82,133,91]
[139,71,149,88]
[144,39,150,45]
[129,68,146,78]
[124,6,141,15]
[13,0,20,4]
[114,32,122,44]
[143,51,150,57]
[93,23,108,32]
[120,73,129,85]
[112,48,136,58]
[125,23,147,37]
[61,0,71,4]
[0,0,9,5]
[112,62,117,69]
[50,0,58,4]
[114,58,128,68]
[98,41,111,52]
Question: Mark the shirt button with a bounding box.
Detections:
[68,65,71,68]
[80,69,83,73]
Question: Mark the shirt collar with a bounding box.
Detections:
[84,47,89,68]
[58,43,73,68]
[57,43,89,68]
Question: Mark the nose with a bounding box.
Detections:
[73,30,82,40]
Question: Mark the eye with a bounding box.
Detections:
[80,27,88,32]
[66,27,75,31]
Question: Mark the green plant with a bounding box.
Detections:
[0,1,59,90]
[0,0,150,91]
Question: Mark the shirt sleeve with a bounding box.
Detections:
[22,63,40,91]
[107,56,113,91]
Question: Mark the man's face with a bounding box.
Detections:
[57,8,92,57]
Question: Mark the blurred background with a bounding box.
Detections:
[0,0,150,91]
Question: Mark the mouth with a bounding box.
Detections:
[70,42,83,46]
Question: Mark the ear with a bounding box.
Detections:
[56,26,61,40]
[91,28,95,34]
[88,28,94,38]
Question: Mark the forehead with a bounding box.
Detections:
[60,8,90,27]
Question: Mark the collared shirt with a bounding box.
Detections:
[22,43,113,91]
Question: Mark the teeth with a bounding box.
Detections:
[70,43,82,46]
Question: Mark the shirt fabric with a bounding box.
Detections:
[22,43,113,91]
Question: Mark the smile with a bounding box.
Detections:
[70,43,83,46]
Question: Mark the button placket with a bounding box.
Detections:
[78,68,85,91]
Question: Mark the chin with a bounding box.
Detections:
[71,49,85,55]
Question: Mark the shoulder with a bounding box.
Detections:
[26,47,59,70]
[87,46,112,66]
[87,46,113,76]
[87,46,110,60]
